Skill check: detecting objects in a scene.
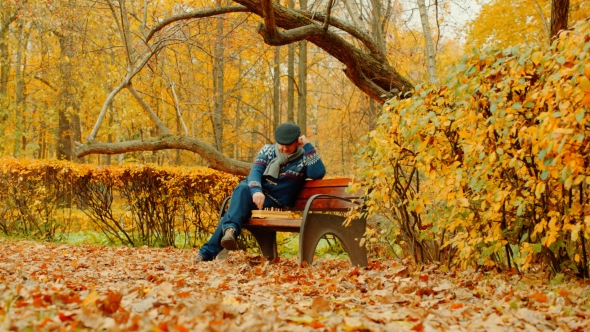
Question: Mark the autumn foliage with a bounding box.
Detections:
[354,20,590,276]
[0,158,240,247]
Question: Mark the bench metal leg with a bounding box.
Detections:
[246,227,278,261]
[299,213,368,267]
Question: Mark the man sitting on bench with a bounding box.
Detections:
[195,122,326,262]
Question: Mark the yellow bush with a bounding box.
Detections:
[354,20,590,276]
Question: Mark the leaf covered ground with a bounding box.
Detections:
[1,238,589,331]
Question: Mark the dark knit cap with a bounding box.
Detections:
[274,122,301,144]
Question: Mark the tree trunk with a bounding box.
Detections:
[14,19,25,156]
[213,1,225,153]
[417,0,437,84]
[273,46,280,128]
[286,0,295,122]
[0,9,16,98]
[370,0,386,53]
[550,0,570,37]
[297,0,308,135]
[56,32,82,161]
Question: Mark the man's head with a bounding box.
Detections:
[274,122,301,155]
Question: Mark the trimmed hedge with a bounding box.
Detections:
[0,158,241,247]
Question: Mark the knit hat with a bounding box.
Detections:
[274,122,301,144]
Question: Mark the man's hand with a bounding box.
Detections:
[298,135,309,146]
[252,192,265,210]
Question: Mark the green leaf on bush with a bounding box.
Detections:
[575,109,585,123]
[490,103,497,113]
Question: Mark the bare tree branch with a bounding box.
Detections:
[87,41,166,140]
[146,6,251,42]
[33,75,57,91]
[323,0,335,30]
[170,82,189,136]
[128,84,172,136]
[341,0,362,29]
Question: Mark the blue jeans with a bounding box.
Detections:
[198,181,279,261]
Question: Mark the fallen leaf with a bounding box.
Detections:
[82,288,98,307]
[529,292,548,303]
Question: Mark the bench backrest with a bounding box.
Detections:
[289,178,362,212]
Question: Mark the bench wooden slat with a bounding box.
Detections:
[290,197,357,211]
[301,178,351,188]
[296,186,356,199]
[246,218,302,232]
[282,178,362,210]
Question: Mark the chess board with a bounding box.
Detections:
[251,209,293,219]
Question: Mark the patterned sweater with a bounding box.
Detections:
[247,143,326,207]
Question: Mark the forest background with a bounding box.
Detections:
[0,0,589,276]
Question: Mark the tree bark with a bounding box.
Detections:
[550,0,569,37]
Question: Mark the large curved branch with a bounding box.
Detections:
[234,0,413,102]
[257,23,325,45]
[295,9,386,62]
[75,136,251,175]
[261,0,279,41]
[146,6,251,42]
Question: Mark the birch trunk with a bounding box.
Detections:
[417,0,437,84]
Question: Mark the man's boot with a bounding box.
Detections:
[221,228,237,250]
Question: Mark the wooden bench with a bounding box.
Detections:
[219,178,368,267]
